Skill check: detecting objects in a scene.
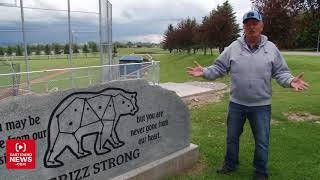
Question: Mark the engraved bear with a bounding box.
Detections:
[44,88,138,168]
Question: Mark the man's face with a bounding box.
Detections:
[243,19,263,39]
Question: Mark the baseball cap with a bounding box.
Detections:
[243,10,262,23]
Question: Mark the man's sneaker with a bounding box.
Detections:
[216,164,237,174]
[253,172,268,180]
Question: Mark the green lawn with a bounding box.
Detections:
[0,48,319,179]
[152,52,320,179]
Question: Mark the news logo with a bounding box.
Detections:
[15,142,26,153]
[6,139,36,169]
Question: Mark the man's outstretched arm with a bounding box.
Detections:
[272,50,309,91]
[187,47,231,79]
[290,72,309,91]
[187,61,204,77]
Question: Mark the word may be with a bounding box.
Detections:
[3,116,40,131]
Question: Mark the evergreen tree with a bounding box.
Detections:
[0,47,4,56]
[52,43,62,55]
[88,41,99,52]
[162,24,175,53]
[35,44,41,55]
[82,44,89,53]
[72,44,79,54]
[7,46,13,56]
[16,45,23,56]
[212,0,240,53]
[44,44,51,55]
[26,45,32,55]
[113,45,118,54]
[64,44,70,54]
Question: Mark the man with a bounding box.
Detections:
[187,10,309,180]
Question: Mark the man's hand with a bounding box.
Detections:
[187,61,204,77]
[291,72,309,91]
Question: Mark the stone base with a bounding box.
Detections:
[111,144,199,180]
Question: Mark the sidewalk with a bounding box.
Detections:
[159,82,227,97]
[280,51,320,56]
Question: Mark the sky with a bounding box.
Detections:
[0,0,253,44]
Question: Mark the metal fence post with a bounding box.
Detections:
[46,76,49,93]
[152,60,155,85]
[20,0,30,91]
[124,64,127,76]
[99,0,104,83]
[88,68,92,85]
[67,0,74,88]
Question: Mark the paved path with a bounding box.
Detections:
[159,82,227,97]
[280,51,320,56]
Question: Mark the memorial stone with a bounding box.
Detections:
[0,79,193,180]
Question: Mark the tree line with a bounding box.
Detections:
[0,41,159,57]
[162,1,240,54]
[162,0,319,54]
[252,0,319,49]
[0,41,99,56]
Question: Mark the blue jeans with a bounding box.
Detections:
[224,101,271,176]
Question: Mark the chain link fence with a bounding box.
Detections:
[0,61,160,100]
[0,0,115,90]
[0,60,21,99]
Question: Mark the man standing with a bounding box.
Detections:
[187,10,309,180]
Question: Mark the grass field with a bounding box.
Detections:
[0,48,319,179]
[150,50,320,179]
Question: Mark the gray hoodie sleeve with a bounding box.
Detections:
[203,47,231,80]
[272,50,294,88]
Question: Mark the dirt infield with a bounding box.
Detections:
[0,70,67,100]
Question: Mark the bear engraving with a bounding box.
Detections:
[43,88,139,168]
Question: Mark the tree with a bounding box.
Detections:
[198,16,211,55]
[52,43,62,55]
[162,24,175,53]
[113,45,118,54]
[72,44,79,54]
[161,0,240,54]
[44,44,51,55]
[251,0,303,48]
[113,41,127,48]
[0,47,4,56]
[7,46,13,56]
[207,1,240,53]
[295,0,320,49]
[16,45,23,56]
[35,44,41,55]
[82,44,89,53]
[88,41,98,52]
[176,18,197,54]
[64,44,69,54]
[127,41,133,48]
[26,45,32,55]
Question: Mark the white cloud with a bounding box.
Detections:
[0,0,100,23]
[0,0,253,43]
[118,34,163,43]
[109,0,252,25]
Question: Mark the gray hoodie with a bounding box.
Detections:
[203,35,294,106]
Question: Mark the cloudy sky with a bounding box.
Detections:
[0,0,253,44]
